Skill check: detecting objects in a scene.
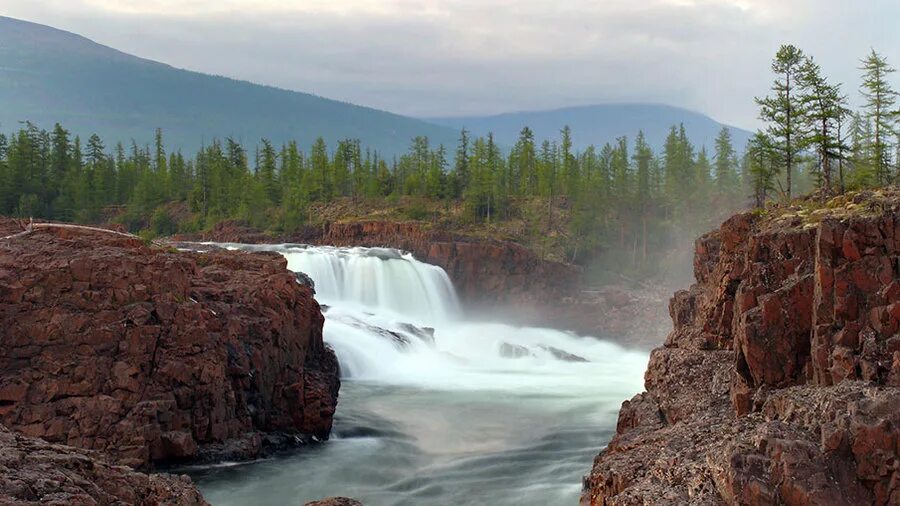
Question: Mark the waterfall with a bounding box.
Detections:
[281,245,460,325]
[216,243,646,390]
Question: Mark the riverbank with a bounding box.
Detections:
[0,218,341,502]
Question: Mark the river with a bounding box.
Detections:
[187,244,648,506]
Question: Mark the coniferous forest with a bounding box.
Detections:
[0,45,896,280]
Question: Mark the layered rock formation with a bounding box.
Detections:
[0,221,340,470]
[0,424,207,505]
[584,191,900,505]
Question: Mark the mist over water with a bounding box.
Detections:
[189,244,648,505]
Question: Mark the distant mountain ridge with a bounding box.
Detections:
[0,16,752,158]
[427,104,753,153]
[0,16,459,157]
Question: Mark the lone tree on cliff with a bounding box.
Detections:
[859,49,898,184]
[757,44,807,199]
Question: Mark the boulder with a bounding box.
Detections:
[0,222,340,469]
[303,498,363,506]
[0,423,207,505]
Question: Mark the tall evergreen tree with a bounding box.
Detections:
[713,127,739,198]
[859,49,897,184]
[747,132,777,207]
[757,44,807,198]
[799,57,849,193]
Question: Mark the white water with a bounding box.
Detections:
[191,243,648,505]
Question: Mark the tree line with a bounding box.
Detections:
[0,44,895,274]
[0,119,747,265]
[751,47,898,205]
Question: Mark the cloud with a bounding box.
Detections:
[3,0,898,129]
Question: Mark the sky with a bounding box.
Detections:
[3,0,898,129]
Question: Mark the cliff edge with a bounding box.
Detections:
[583,190,900,505]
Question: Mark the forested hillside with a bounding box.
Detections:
[0,44,896,282]
[0,16,458,157]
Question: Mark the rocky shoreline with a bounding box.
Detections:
[583,191,900,505]
[0,219,341,502]
[0,424,208,505]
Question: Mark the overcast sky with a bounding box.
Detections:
[4,0,898,129]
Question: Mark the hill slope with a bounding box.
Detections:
[427,104,753,153]
[0,16,459,157]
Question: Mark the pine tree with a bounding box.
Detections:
[633,131,653,264]
[510,127,536,196]
[747,132,777,207]
[310,137,332,201]
[847,113,876,188]
[257,138,279,205]
[49,124,72,217]
[693,146,712,219]
[859,49,898,184]
[713,127,739,199]
[560,125,577,196]
[757,44,807,198]
[452,129,470,198]
[799,57,849,193]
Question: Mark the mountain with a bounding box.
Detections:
[427,104,754,154]
[0,17,753,159]
[0,16,459,157]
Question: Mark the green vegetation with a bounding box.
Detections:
[0,120,742,277]
[752,45,898,201]
[0,45,895,283]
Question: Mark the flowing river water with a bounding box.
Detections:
[187,244,648,506]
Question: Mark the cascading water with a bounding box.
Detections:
[188,243,649,506]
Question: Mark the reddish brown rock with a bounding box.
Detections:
[0,222,340,469]
[303,498,364,506]
[584,191,900,506]
[0,423,207,505]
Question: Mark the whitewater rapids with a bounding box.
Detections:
[189,243,648,505]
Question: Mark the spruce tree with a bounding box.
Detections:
[713,127,738,198]
[757,44,807,198]
[747,132,777,207]
[859,49,897,184]
[799,57,848,193]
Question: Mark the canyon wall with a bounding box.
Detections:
[0,222,340,470]
[583,192,900,505]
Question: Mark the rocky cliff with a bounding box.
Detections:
[0,424,207,505]
[0,221,340,470]
[583,191,900,505]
